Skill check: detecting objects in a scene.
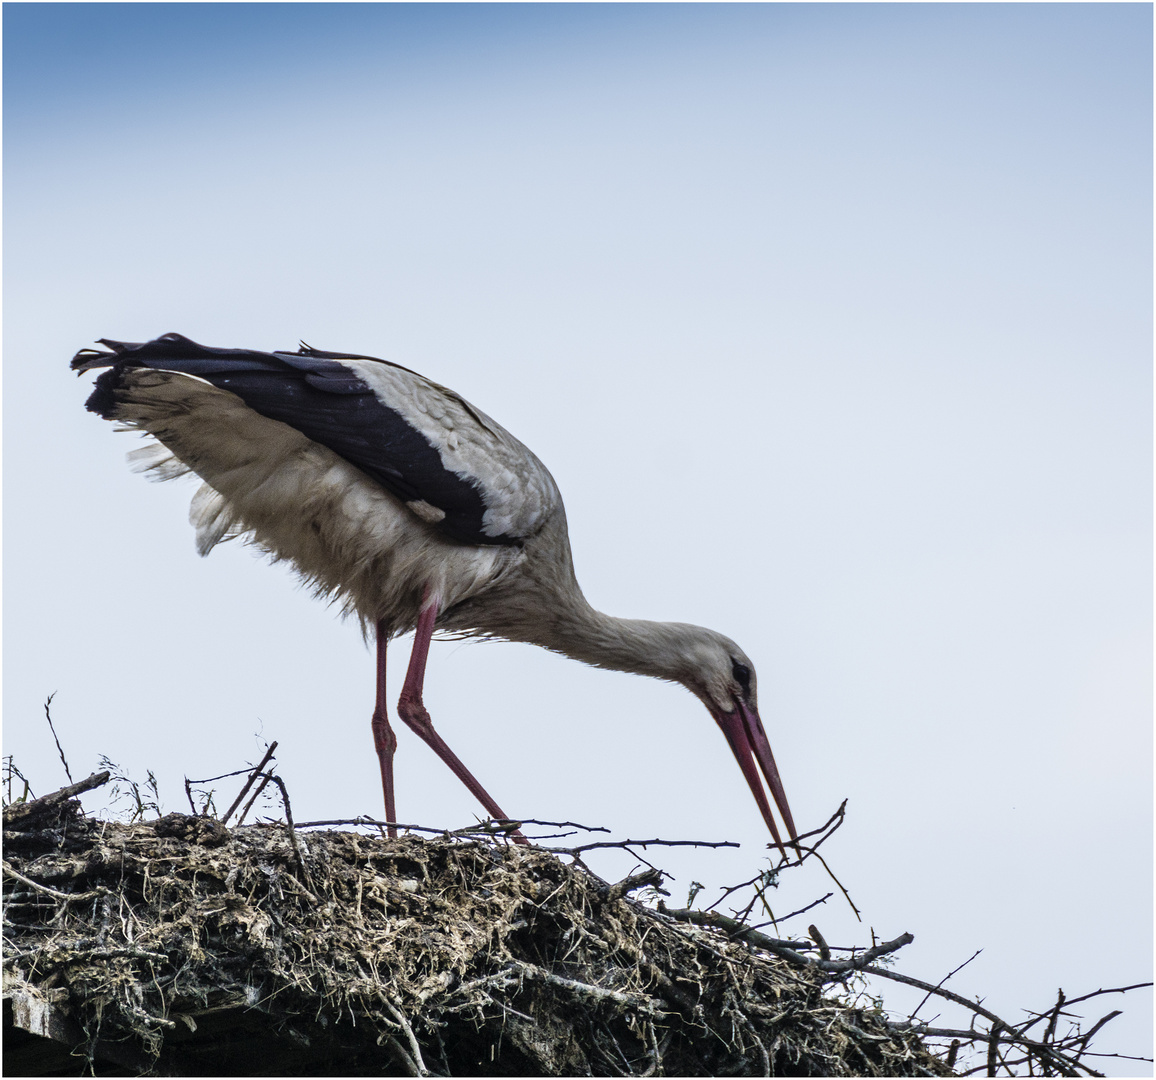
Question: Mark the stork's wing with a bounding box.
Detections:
[72,333,560,546]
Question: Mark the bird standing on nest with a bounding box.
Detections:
[73,333,798,851]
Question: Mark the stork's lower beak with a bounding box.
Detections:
[711,699,798,855]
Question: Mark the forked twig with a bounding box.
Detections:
[221,742,278,825]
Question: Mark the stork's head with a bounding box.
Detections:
[542,612,799,852]
[671,627,798,855]
[674,630,759,713]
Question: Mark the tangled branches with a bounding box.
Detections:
[656,803,1150,1078]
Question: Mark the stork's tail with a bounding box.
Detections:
[71,333,288,373]
[71,337,135,416]
[71,333,297,418]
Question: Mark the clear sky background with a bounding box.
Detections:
[5,3,1151,1070]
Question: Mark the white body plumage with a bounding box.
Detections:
[112,358,557,638]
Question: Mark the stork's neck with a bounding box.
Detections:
[524,593,708,689]
[442,514,718,693]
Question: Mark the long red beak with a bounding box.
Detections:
[711,698,798,854]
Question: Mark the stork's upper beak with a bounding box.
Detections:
[711,698,798,855]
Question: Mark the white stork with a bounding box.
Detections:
[72,334,798,850]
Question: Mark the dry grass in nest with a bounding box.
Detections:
[3,779,950,1077]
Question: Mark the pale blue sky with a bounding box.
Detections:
[5,3,1151,1069]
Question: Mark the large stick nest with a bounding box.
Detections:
[4,783,951,1077]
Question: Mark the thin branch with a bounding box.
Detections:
[542,837,740,856]
[787,798,850,846]
[481,818,613,834]
[807,846,862,921]
[1048,983,1152,1011]
[43,693,73,784]
[290,816,545,837]
[288,816,740,853]
[765,892,833,925]
[910,949,983,1021]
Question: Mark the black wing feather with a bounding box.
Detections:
[73,333,513,546]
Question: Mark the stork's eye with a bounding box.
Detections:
[731,661,751,691]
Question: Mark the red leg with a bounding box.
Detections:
[398,589,528,845]
[369,619,399,837]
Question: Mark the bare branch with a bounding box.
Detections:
[3,770,110,827]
